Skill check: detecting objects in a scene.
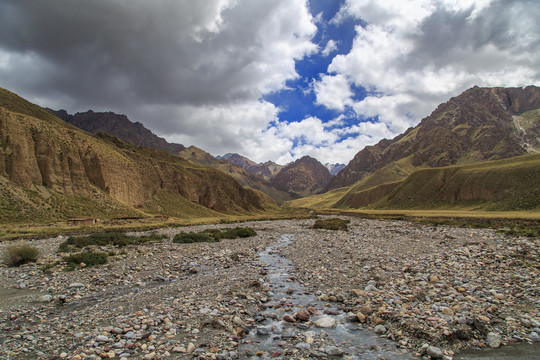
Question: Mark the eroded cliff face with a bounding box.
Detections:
[0,106,267,217]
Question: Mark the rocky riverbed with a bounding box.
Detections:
[0,217,538,359]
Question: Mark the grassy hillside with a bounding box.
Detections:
[282,186,349,209]
[366,154,540,211]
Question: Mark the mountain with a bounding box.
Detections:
[269,156,333,198]
[325,163,345,175]
[218,153,283,180]
[50,109,185,154]
[327,85,540,191]
[0,87,270,223]
[179,146,292,204]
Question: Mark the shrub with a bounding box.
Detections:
[173,227,257,244]
[312,218,350,231]
[58,232,165,252]
[3,243,40,267]
[172,232,213,244]
[221,227,257,239]
[63,251,108,269]
[233,227,257,238]
[221,228,239,239]
[201,229,224,241]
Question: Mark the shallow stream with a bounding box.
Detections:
[240,234,413,359]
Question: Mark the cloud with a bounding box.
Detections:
[0,0,317,124]
[313,74,354,111]
[319,0,540,136]
[321,39,338,56]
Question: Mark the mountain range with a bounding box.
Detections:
[289,85,540,211]
[216,153,283,180]
[47,109,335,204]
[1,84,539,223]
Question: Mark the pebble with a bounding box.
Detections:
[313,317,336,328]
[374,325,387,334]
[486,332,501,348]
[426,345,444,359]
[323,346,343,356]
[69,282,85,288]
[36,294,53,303]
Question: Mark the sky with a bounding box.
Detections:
[0,0,539,165]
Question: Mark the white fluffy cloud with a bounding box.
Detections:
[313,74,354,111]
[317,0,540,135]
[321,40,338,56]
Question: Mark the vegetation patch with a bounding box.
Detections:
[2,243,40,267]
[58,232,165,252]
[497,226,540,238]
[63,251,109,270]
[173,232,216,243]
[173,227,257,244]
[312,218,350,231]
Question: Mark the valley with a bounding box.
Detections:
[0,85,539,360]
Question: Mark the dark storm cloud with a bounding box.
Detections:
[407,0,540,72]
[0,0,315,112]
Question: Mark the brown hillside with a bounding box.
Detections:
[0,87,269,222]
[270,156,333,198]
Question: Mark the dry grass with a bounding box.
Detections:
[2,243,40,267]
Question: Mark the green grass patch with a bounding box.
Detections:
[63,251,108,270]
[173,227,257,244]
[2,243,40,267]
[58,232,165,252]
[312,218,350,231]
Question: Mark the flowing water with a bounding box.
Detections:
[240,234,413,359]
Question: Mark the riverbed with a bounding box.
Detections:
[0,217,538,359]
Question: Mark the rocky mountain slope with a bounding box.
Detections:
[178,146,292,205]
[270,156,333,198]
[0,87,270,223]
[217,153,283,180]
[328,85,540,191]
[51,109,185,154]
